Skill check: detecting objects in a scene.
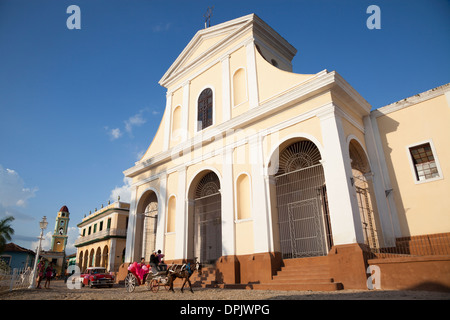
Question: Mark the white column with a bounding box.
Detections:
[318,105,364,245]
[175,167,187,259]
[221,148,235,256]
[124,186,138,263]
[163,92,173,151]
[155,173,167,252]
[182,82,190,142]
[364,115,401,245]
[221,55,231,122]
[250,134,271,253]
[245,41,259,109]
[108,238,116,272]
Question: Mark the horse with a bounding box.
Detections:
[167,258,202,293]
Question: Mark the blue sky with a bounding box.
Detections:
[1,0,449,254]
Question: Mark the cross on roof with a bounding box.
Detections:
[203,6,214,28]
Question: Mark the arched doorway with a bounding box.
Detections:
[95,247,101,267]
[136,190,158,262]
[83,250,88,271]
[349,139,381,249]
[189,171,222,264]
[272,139,333,259]
[78,251,84,271]
[89,249,94,267]
[102,245,109,268]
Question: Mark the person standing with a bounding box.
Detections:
[36,259,46,289]
[44,262,53,289]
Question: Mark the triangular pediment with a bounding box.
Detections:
[159,14,256,88]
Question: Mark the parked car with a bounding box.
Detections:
[81,267,114,288]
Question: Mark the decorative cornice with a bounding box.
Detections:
[124,70,369,179]
[371,83,450,118]
[159,13,298,89]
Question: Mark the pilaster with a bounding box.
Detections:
[318,104,364,245]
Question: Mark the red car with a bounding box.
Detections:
[81,267,115,288]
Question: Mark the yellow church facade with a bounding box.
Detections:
[122,14,450,290]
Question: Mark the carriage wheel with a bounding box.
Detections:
[145,274,153,291]
[125,273,136,293]
[150,279,159,293]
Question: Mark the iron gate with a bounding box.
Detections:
[193,172,222,264]
[142,202,158,261]
[353,174,379,250]
[275,141,332,259]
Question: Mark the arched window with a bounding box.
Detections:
[197,88,213,131]
[171,105,181,139]
[236,173,251,220]
[167,196,176,233]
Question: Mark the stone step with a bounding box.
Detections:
[271,277,335,284]
[252,282,343,292]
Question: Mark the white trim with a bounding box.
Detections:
[406,139,444,184]
[234,172,253,221]
[221,56,231,122]
[373,83,450,118]
[246,41,259,109]
[182,82,190,142]
[163,92,173,151]
[194,85,216,134]
[346,134,373,171]
[231,67,249,108]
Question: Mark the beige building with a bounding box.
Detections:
[75,201,129,272]
[121,14,450,290]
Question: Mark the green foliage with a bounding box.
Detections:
[0,216,15,254]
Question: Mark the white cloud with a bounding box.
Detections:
[31,230,53,252]
[0,165,37,221]
[125,112,146,135]
[65,226,81,254]
[104,126,123,140]
[30,227,79,255]
[152,22,171,33]
[109,177,132,203]
[105,110,148,140]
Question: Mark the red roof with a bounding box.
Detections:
[3,243,35,255]
[59,205,69,213]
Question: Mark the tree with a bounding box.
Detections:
[0,216,15,253]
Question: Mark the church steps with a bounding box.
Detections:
[255,256,343,291]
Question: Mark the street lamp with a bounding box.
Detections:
[28,216,48,289]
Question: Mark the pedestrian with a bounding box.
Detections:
[157,250,166,271]
[36,259,46,289]
[44,262,53,289]
[149,251,159,273]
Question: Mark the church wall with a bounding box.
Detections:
[169,87,184,149]
[139,109,167,162]
[375,93,450,237]
[255,48,314,104]
[230,46,250,117]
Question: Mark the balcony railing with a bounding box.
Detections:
[74,228,127,246]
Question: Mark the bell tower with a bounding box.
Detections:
[51,205,70,252]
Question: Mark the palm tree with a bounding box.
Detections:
[0,216,15,253]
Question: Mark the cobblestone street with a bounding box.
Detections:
[1,280,449,300]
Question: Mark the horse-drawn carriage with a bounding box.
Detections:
[124,258,201,293]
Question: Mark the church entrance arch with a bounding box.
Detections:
[135,190,159,262]
[270,139,333,259]
[187,170,222,264]
[348,139,381,250]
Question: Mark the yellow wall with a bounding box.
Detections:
[376,94,450,236]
